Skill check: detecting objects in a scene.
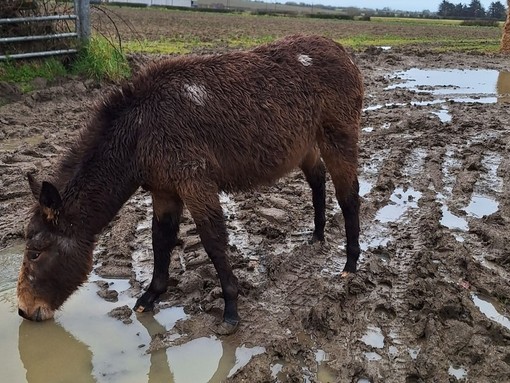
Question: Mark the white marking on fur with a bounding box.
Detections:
[183,84,208,106]
[297,54,313,66]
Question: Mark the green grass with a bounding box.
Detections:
[122,35,278,54]
[119,33,501,54]
[225,35,276,48]
[72,36,131,81]
[0,58,67,92]
[123,38,196,55]
[0,36,130,92]
[334,34,500,52]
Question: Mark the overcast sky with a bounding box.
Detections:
[313,0,496,12]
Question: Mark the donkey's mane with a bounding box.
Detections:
[50,81,138,191]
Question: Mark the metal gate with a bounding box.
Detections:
[0,0,91,60]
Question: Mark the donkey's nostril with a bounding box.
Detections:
[18,308,29,319]
[34,307,42,322]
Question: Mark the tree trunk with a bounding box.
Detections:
[502,0,510,52]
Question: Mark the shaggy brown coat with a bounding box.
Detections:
[18,35,364,333]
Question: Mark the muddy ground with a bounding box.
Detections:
[1,46,510,382]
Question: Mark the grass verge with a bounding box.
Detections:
[0,58,67,92]
[72,37,131,81]
[0,36,131,92]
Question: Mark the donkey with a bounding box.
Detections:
[17,35,363,334]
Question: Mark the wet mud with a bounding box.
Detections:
[1,48,510,382]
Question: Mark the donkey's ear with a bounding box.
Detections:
[27,173,41,201]
[39,181,62,221]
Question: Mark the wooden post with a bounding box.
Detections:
[74,0,91,42]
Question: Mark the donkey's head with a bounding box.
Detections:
[17,174,93,321]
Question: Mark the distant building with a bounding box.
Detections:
[115,0,194,7]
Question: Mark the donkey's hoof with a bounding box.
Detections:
[212,319,239,335]
[340,271,351,278]
[133,300,153,313]
[309,233,325,244]
[134,305,146,313]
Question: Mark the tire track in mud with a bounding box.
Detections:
[356,131,432,381]
[356,94,510,381]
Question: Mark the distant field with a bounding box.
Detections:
[196,0,337,14]
[371,16,505,27]
[92,6,504,54]
[370,17,464,26]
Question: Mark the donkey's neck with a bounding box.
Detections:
[61,134,140,236]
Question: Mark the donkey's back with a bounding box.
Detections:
[126,35,363,192]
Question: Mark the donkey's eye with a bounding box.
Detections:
[28,251,41,261]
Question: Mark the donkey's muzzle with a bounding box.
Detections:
[18,307,44,321]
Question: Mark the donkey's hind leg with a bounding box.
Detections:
[319,125,361,275]
[300,146,326,243]
[134,192,183,313]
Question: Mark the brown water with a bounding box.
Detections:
[0,244,267,383]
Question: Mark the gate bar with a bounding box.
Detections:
[0,49,78,60]
[0,15,77,24]
[0,32,78,44]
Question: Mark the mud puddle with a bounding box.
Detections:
[387,68,510,103]
[471,293,510,331]
[0,244,267,383]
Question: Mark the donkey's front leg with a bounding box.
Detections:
[184,191,239,335]
[134,193,183,313]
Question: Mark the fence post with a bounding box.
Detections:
[75,0,91,42]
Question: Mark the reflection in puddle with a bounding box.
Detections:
[437,192,468,237]
[448,365,468,379]
[386,68,506,101]
[315,350,338,382]
[471,293,510,331]
[0,241,267,383]
[376,187,422,223]
[497,71,510,103]
[388,345,398,356]
[363,102,406,111]
[463,195,499,218]
[360,232,390,252]
[270,362,284,379]
[364,352,382,361]
[359,178,373,197]
[440,204,468,231]
[361,326,385,349]
[227,344,266,377]
[1,244,334,383]
[359,149,389,199]
[408,347,420,360]
[459,151,501,219]
[432,108,452,123]
[437,149,469,240]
